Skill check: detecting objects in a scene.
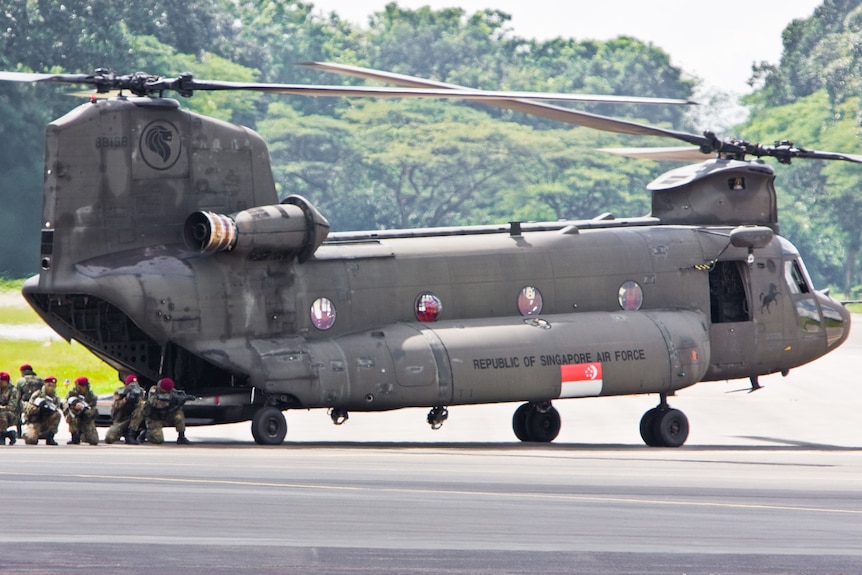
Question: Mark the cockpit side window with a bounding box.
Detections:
[784,260,810,295]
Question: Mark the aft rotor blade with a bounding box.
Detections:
[302,61,711,145]
[186,79,694,106]
[0,69,693,106]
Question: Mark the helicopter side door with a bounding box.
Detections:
[706,260,756,379]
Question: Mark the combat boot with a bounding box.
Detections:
[7,430,16,445]
[67,432,80,445]
[46,434,58,445]
[177,433,191,445]
[124,432,138,445]
[1,431,5,445]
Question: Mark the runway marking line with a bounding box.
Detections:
[48,472,862,516]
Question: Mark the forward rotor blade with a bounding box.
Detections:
[294,64,695,105]
[302,63,862,166]
[788,149,862,164]
[0,71,91,83]
[301,61,711,145]
[600,146,708,162]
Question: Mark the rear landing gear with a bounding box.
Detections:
[639,395,689,447]
[512,401,561,443]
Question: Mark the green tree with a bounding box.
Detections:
[489,128,657,223]
[0,0,716,278]
[223,0,360,116]
[258,101,376,229]
[752,0,862,107]
[745,1,862,291]
[340,99,540,229]
[738,89,862,290]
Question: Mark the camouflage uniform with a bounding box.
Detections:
[15,365,43,436]
[63,377,99,445]
[105,376,145,444]
[23,380,62,445]
[0,373,20,445]
[143,378,191,445]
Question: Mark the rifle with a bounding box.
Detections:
[33,396,59,418]
[66,396,91,419]
[171,390,197,407]
[148,390,196,416]
[118,384,143,405]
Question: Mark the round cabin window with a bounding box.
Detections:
[310,297,336,330]
[618,281,643,311]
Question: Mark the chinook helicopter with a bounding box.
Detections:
[0,63,854,447]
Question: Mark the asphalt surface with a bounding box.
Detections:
[1,316,860,574]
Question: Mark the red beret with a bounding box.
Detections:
[0,372,9,381]
[124,374,138,385]
[20,364,32,372]
[44,376,57,383]
[158,377,175,391]
[75,376,89,386]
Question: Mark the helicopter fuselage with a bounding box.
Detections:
[21,95,851,443]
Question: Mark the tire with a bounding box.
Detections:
[251,406,287,445]
[512,403,531,442]
[654,408,689,448]
[639,407,661,447]
[525,405,561,443]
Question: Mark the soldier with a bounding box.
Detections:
[105,374,145,444]
[143,377,191,445]
[63,376,99,445]
[15,364,43,437]
[0,372,20,445]
[23,376,61,445]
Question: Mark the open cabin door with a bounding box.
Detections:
[707,260,756,378]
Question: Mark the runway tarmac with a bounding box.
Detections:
[1,316,860,574]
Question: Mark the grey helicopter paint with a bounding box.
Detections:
[0,66,851,446]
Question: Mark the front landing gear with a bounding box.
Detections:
[251,406,288,445]
[512,401,561,443]
[427,406,449,430]
[639,396,689,447]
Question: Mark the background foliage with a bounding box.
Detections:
[1,0,860,293]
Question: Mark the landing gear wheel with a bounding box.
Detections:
[251,406,287,445]
[639,407,662,447]
[525,405,561,443]
[512,403,531,441]
[654,408,689,448]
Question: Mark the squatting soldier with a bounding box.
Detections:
[63,376,99,445]
[0,372,20,445]
[143,377,191,445]
[105,374,145,444]
[23,376,61,445]
[15,364,43,437]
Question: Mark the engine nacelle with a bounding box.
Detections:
[184,195,330,261]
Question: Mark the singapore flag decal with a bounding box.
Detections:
[559,362,603,398]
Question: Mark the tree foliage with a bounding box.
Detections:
[746,0,862,292]
[1,0,860,294]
